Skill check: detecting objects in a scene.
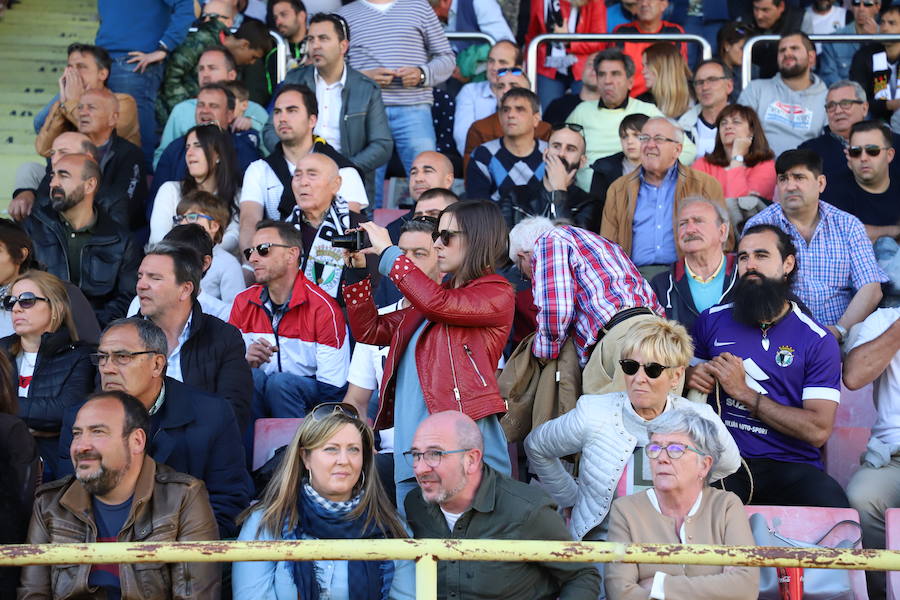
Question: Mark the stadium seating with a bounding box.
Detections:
[252,417,303,471]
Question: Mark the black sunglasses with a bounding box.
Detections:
[432,229,463,245]
[619,359,672,379]
[411,215,439,228]
[2,292,49,311]
[243,242,294,260]
[496,68,523,77]
[308,402,359,421]
[551,122,585,136]
[848,145,891,158]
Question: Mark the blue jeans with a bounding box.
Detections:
[107,56,165,170]
[374,103,436,208]
[537,74,582,113]
[251,368,348,419]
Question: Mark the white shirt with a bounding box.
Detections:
[692,116,718,160]
[850,308,900,446]
[441,507,464,531]
[17,351,37,396]
[166,314,193,383]
[446,0,514,45]
[453,80,496,154]
[314,67,347,153]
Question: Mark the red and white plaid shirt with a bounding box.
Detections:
[531,226,663,365]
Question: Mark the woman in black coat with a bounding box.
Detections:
[0,270,95,481]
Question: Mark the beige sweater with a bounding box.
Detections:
[605,487,759,600]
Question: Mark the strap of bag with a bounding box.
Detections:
[714,385,755,504]
[812,519,863,548]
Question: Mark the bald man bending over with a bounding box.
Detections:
[404,411,600,600]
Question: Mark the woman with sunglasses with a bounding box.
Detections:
[344,200,514,511]
[149,123,241,254]
[605,408,758,600]
[233,403,413,599]
[0,271,95,481]
[524,319,739,550]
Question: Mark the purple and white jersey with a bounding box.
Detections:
[692,301,841,468]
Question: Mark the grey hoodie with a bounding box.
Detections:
[738,73,828,157]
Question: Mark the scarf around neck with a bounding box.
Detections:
[290,194,349,298]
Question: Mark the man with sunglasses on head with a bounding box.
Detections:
[688,223,849,509]
[537,123,601,231]
[55,318,253,538]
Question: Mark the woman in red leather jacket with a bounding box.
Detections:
[343,200,515,512]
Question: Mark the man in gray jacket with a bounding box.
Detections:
[263,13,392,204]
[739,32,828,156]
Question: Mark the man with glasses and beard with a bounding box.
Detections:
[687,224,849,508]
[21,391,220,598]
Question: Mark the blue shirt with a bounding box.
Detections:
[631,165,679,266]
[89,495,133,600]
[685,258,727,314]
[96,0,194,56]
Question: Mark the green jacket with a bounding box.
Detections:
[404,464,601,600]
[156,19,230,125]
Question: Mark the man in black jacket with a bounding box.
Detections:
[540,123,600,232]
[850,5,900,125]
[746,0,803,79]
[24,153,142,327]
[134,241,252,431]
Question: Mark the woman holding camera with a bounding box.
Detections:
[344,200,514,513]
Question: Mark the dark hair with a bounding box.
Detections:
[500,87,540,114]
[80,139,101,163]
[272,83,318,117]
[256,219,304,248]
[780,31,815,54]
[163,224,215,265]
[67,43,112,75]
[0,219,37,274]
[401,218,437,236]
[594,47,635,79]
[83,390,151,451]
[440,201,510,286]
[849,119,893,148]
[181,123,240,219]
[79,155,101,187]
[177,190,230,244]
[0,352,17,415]
[775,148,823,178]
[716,22,752,60]
[694,58,733,81]
[753,0,783,5]
[619,113,650,137]
[200,45,238,72]
[417,187,459,207]
[884,5,900,19]
[268,0,307,26]
[198,82,236,112]
[493,39,522,66]
[234,17,275,53]
[222,79,250,102]
[309,12,350,42]
[741,224,798,285]
[704,104,775,168]
[145,241,203,302]
[104,317,170,356]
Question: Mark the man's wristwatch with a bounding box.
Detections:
[834,323,848,342]
[417,68,426,87]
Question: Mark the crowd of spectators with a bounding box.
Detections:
[4,0,900,598]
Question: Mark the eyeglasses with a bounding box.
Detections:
[2,292,49,311]
[173,213,214,225]
[645,442,706,460]
[551,122,585,136]
[308,402,359,421]
[848,144,891,158]
[619,359,672,379]
[496,68,523,77]
[825,99,865,112]
[851,0,878,6]
[243,242,294,260]
[637,134,680,145]
[432,229,463,245]
[692,75,729,87]
[402,448,471,468]
[89,350,159,366]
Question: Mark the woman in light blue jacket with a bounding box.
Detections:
[233,403,414,600]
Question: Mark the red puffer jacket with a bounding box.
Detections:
[344,253,514,430]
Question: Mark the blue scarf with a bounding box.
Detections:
[292,485,394,600]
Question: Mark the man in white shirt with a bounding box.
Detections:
[678,59,734,159]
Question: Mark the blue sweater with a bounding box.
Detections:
[96,0,195,56]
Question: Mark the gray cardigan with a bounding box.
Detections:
[524,392,740,541]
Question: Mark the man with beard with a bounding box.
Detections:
[536,123,600,231]
[688,224,849,507]
[266,0,308,97]
[21,391,220,598]
[24,153,142,326]
[404,411,600,599]
[738,32,828,156]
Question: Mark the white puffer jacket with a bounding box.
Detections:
[524,392,740,541]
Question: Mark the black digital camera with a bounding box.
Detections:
[330,230,371,252]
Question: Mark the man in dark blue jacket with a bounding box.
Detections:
[57,318,253,538]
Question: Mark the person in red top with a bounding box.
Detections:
[611,0,685,98]
[343,200,514,514]
[525,0,607,111]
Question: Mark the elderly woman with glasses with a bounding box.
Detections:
[233,402,414,599]
[605,408,758,600]
[0,270,95,480]
[525,319,739,546]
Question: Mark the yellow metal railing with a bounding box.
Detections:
[3,539,900,600]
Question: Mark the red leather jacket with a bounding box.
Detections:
[344,252,514,430]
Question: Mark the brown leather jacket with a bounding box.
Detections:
[18,456,221,600]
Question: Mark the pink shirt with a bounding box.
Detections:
[692,157,777,201]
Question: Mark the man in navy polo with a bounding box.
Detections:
[688,223,849,507]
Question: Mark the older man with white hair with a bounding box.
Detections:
[601,117,728,279]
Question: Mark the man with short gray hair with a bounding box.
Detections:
[601,117,728,278]
[650,196,738,331]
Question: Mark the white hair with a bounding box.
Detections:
[508,217,554,262]
[646,116,685,143]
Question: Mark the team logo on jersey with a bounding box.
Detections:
[775,346,795,368]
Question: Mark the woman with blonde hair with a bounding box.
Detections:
[233,403,413,599]
[641,43,694,120]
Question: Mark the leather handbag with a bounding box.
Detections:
[749,512,861,600]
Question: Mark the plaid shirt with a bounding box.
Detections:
[532,226,663,365]
[744,200,888,326]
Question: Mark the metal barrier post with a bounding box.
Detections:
[416,554,439,600]
[445,32,497,47]
[525,33,713,93]
[742,33,900,90]
[269,30,288,85]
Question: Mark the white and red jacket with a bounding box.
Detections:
[228,271,349,388]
